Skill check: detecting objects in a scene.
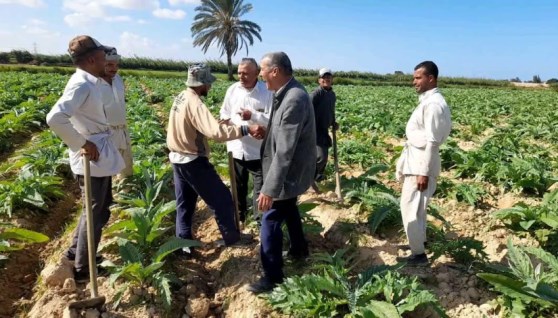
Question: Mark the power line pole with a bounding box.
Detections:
[33,42,37,55]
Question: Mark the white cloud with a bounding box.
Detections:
[63,0,106,18]
[64,12,95,28]
[0,0,45,8]
[20,19,61,38]
[168,0,199,6]
[105,15,132,22]
[28,18,46,25]
[100,0,158,10]
[152,8,186,19]
[137,19,148,24]
[119,31,154,56]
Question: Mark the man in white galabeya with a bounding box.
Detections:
[220,57,272,224]
[100,47,133,179]
[47,35,124,282]
[395,60,452,266]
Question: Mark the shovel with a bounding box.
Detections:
[68,155,106,310]
[332,126,342,202]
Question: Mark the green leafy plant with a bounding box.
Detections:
[344,165,400,234]
[493,189,558,253]
[0,223,49,262]
[102,237,200,309]
[478,239,558,317]
[426,223,488,267]
[0,168,64,217]
[266,249,447,317]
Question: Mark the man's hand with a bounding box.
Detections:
[81,140,99,161]
[248,125,266,140]
[257,193,273,212]
[417,175,429,192]
[332,121,339,131]
[238,108,252,121]
[219,118,231,125]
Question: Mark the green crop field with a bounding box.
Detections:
[1,69,557,317]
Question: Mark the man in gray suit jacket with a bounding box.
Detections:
[247,52,316,294]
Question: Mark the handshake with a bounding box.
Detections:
[219,119,266,140]
[247,125,266,140]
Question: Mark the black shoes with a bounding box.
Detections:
[73,267,109,283]
[282,249,309,261]
[396,242,429,251]
[246,277,282,294]
[396,253,429,266]
[65,253,104,264]
[216,233,254,247]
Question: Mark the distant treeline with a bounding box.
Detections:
[0,50,511,88]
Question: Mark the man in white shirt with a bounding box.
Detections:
[100,47,133,178]
[220,58,272,223]
[47,35,124,282]
[395,61,452,266]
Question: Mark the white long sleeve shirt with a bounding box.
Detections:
[396,87,452,179]
[100,74,130,150]
[46,68,124,177]
[219,81,273,161]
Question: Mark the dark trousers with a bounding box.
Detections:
[173,157,240,244]
[233,158,263,222]
[66,175,112,272]
[260,197,308,282]
[315,145,329,181]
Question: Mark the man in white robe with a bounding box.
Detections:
[395,61,452,266]
[100,47,133,178]
[47,35,124,282]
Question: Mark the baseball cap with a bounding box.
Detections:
[68,35,110,58]
[186,63,217,87]
[105,47,121,61]
[319,68,333,77]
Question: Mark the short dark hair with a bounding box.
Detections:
[239,57,259,70]
[262,52,293,76]
[415,61,439,79]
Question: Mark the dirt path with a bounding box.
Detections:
[0,179,80,317]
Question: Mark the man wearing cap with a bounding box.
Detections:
[247,52,316,294]
[167,63,265,249]
[100,47,133,179]
[395,61,452,266]
[219,58,272,224]
[310,68,337,183]
[47,35,124,282]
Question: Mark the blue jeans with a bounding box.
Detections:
[260,197,308,282]
[172,157,240,244]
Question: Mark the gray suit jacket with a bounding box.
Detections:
[261,78,317,200]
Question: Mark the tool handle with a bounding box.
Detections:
[83,155,99,297]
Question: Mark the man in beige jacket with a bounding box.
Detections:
[167,64,264,251]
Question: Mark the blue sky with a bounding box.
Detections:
[0,0,556,81]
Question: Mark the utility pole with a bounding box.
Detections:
[33,42,37,55]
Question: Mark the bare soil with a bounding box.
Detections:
[0,179,80,317]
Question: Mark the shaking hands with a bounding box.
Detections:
[248,125,266,140]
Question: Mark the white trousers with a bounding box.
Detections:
[400,175,437,255]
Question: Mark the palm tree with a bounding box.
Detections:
[191,0,262,80]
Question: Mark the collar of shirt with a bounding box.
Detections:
[99,77,111,86]
[274,77,293,97]
[419,87,440,103]
[237,80,263,94]
[75,68,100,85]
